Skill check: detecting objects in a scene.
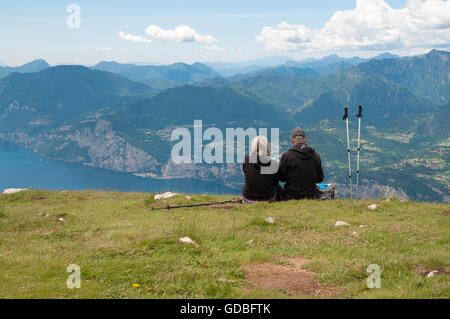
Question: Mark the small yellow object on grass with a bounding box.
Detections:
[132,283,140,288]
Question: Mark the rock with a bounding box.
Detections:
[185,196,192,200]
[335,221,351,227]
[57,217,64,221]
[179,237,198,246]
[368,204,378,210]
[351,231,359,237]
[359,225,368,228]
[154,192,178,200]
[385,198,391,202]
[43,213,50,217]
[3,188,28,194]
[247,239,254,245]
[426,270,439,278]
[218,278,240,283]
[265,217,275,224]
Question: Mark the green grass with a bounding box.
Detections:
[0,190,448,299]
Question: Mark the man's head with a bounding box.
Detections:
[290,127,306,145]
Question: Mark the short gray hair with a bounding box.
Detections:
[291,127,306,139]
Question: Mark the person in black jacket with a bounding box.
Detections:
[242,136,282,202]
[278,127,324,200]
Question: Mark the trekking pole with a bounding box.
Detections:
[356,105,363,200]
[151,198,242,211]
[342,107,353,199]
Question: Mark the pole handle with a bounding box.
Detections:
[357,105,363,118]
[342,107,349,120]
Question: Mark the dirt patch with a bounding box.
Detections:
[29,196,46,201]
[243,257,342,297]
[413,264,450,276]
[441,210,450,216]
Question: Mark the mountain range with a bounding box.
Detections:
[92,61,219,89]
[0,50,448,202]
[0,59,50,79]
[0,65,153,131]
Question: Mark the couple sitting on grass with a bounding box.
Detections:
[242,127,324,203]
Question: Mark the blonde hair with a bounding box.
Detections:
[250,136,269,156]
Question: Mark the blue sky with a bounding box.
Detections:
[1,0,448,66]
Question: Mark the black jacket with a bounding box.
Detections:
[242,155,279,201]
[278,144,324,199]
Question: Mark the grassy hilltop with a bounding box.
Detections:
[0,190,448,299]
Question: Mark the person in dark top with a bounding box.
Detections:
[242,136,281,202]
[278,128,324,200]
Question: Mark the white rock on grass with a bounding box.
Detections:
[426,270,439,278]
[218,278,239,283]
[368,204,378,210]
[185,196,192,200]
[179,237,199,247]
[359,225,369,228]
[265,217,275,224]
[351,231,359,237]
[154,192,178,200]
[335,221,351,227]
[247,239,254,245]
[3,188,28,194]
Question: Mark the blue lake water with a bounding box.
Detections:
[0,141,239,194]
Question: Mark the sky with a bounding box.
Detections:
[0,0,449,66]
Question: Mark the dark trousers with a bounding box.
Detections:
[274,185,287,201]
[279,188,319,201]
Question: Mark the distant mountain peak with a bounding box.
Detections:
[191,62,209,68]
[426,48,449,57]
[324,54,340,59]
[23,59,50,68]
[373,52,398,60]
[96,60,132,66]
[0,59,50,79]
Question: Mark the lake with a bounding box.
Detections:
[0,141,239,194]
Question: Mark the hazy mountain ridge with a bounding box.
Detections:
[207,50,449,117]
[92,61,220,89]
[0,65,154,131]
[0,59,50,79]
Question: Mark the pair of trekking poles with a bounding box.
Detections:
[343,105,363,200]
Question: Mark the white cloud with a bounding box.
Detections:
[118,31,152,43]
[145,24,217,43]
[236,47,244,52]
[205,45,227,52]
[95,47,127,52]
[256,0,450,52]
[95,47,114,52]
